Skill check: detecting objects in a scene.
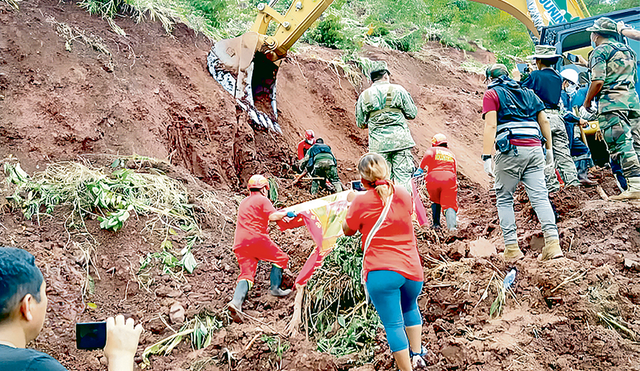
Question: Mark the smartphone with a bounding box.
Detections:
[351,180,365,191]
[76,321,107,350]
[567,54,579,63]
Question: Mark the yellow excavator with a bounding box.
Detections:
[207,0,335,133]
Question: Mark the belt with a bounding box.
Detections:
[369,107,403,119]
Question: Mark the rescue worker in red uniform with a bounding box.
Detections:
[228,175,296,322]
[414,134,458,231]
[297,130,316,160]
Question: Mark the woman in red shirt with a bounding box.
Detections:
[343,153,426,370]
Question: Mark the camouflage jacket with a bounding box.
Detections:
[589,40,640,113]
[355,81,417,153]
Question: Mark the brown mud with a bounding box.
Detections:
[1,1,640,370]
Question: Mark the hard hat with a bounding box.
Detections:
[560,69,579,85]
[247,174,269,190]
[432,133,447,147]
[305,130,315,141]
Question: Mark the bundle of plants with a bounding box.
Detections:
[304,235,382,364]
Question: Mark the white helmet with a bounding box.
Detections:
[560,69,579,85]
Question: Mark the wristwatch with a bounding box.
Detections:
[481,154,492,161]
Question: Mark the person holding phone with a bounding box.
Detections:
[0,246,143,371]
[342,153,426,370]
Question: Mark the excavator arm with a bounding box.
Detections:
[471,0,589,37]
[207,0,335,133]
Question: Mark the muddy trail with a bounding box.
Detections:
[1,0,640,370]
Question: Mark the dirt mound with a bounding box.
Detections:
[2,1,640,371]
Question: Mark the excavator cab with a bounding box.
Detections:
[207,0,335,133]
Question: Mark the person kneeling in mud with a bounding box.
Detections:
[414,133,458,231]
[228,175,296,322]
[343,153,427,370]
[295,138,343,195]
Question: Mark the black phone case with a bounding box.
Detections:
[76,321,107,350]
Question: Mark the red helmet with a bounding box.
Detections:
[305,130,315,141]
[247,174,269,190]
[431,133,447,147]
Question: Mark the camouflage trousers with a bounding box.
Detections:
[599,110,640,179]
[379,148,414,191]
[544,112,580,192]
[310,160,343,195]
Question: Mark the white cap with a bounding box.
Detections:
[560,69,579,85]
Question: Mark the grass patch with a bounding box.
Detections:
[305,235,382,365]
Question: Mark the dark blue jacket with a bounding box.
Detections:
[521,69,563,110]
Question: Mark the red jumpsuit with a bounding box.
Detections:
[232,193,289,283]
[297,139,314,160]
[419,147,458,211]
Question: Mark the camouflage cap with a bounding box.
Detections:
[527,45,561,60]
[485,64,509,81]
[368,61,390,81]
[586,17,618,35]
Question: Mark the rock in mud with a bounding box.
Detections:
[169,302,185,324]
[468,238,496,258]
[624,258,640,272]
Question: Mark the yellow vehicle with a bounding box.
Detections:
[207,0,334,133]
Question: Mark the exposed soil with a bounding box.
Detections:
[1,1,640,371]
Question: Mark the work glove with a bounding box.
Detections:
[483,157,494,178]
[286,211,297,218]
[545,148,554,168]
[579,105,597,121]
[413,168,424,177]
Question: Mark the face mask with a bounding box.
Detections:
[566,85,577,95]
[590,34,597,49]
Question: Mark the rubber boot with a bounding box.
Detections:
[610,177,640,201]
[445,208,457,231]
[431,203,441,229]
[501,243,524,262]
[538,239,563,261]
[228,280,249,323]
[269,266,292,297]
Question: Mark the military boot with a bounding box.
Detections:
[228,280,249,323]
[269,266,292,297]
[501,243,524,262]
[538,239,563,261]
[610,177,640,200]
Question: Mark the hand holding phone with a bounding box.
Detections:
[77,315,143,371]
[76,321,107,350]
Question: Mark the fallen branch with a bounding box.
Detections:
[596,185,609,201]
[597,312,637,341]
[550,269,587,293]
[244,331,263,352]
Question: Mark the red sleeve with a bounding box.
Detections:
[419,148,435,171]
[345,194,364,231]
[261,196,276,217]
[482,89,500,118]
[297,141,305,160]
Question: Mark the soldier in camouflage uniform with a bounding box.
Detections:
[296,138,343,195]
[584,17,640,200]
[355,65,418,191]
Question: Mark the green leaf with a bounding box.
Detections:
[181,251,197,274]
[161,239,173,250]
[111,159,120,168]
[337,315,346,327]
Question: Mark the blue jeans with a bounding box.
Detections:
[366,270,423,352]
[494,146,558,245]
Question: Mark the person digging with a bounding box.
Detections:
[227,175,296,322]
[294,138,343,195]
[414,133,459,231]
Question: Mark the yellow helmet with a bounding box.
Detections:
[247,174,269,190]
[431,133,447,147]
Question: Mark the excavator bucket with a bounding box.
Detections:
[207,32,281,133]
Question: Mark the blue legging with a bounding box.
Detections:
[366,270,423,353]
